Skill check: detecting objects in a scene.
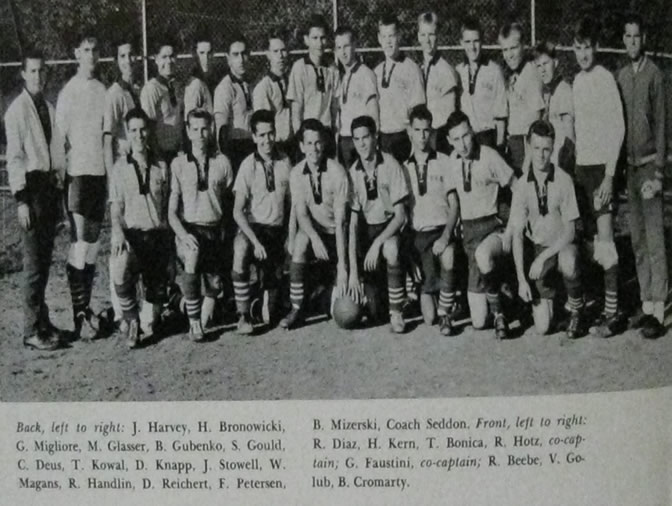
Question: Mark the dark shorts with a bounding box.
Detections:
[575,164,613,239]
[380,131,411,164]
[183,223,225,275]
[507,134,526,176]
[240,224,285,287]
[125,228,172,303]
[462,214,504,294]
[66,175,107,223]
[338,136,357,169]
[475,129,497,149]
[524,240,559,301]
[309,229,338,265]
[405,227,444,294]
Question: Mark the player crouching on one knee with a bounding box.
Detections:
[232,110,292,334]
[281,119,350,329]
[509,120,584,338]
[346,115,409,333]
[109,108,171,349]
[445,111,516,339]
[168,109,234,342]
[401,105,460,335]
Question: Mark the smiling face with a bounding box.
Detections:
[253,121,276,157]
[22,58,46,95]
[500,30,523,71]
[116,43,135,81]
[378,23,400,59]
[352,125,375,161]
[127,117,149,154]
[155,45,176,78]
[300,129,324,167]
[529,132,554,172]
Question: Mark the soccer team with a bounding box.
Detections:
[5,10,668,352]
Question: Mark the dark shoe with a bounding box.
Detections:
[126,319,140,349]
[279,307,303,330]
[24,334,59,351]
[236,314,254,335]
[494,314,509,340]
[641,317,667,340]
[629,308,650,329]
[566,311,583,339]
[589,312,627,338]
[439,314,455,336]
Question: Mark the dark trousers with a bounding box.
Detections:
[380,131,411,164]
[21,175,60,337]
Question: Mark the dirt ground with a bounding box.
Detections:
[1,199,671,402]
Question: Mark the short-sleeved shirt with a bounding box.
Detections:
[56,75,107,176]
[544,79,573,168]
[337,61,378,137]
[349,151,408,225]
[446,143,514,221]
[456,58,508,134]
[401,149,455,231]
[423,54,458,129]
[253,73,292,142]
[287,56,340,128]
[375,55,425,134]
[109,152,168,230]
[184,73,214,117]
[214,73,252,140]
[290,158,349,234]
[140,77,183,153]
[104,81,141,159]
[509,165,579,247]
[233,151,291,227]
[170,151,233,226]
[506,60,545,136]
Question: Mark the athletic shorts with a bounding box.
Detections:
[308,229,338,265]
[356,219,393,284]
[462,214,504,294]
[575,164,613,239]
[238,224,285,287]
[178,223,225,276]
[124,228,172,303]
[524,240,559,301]
[507,134,526,176]
[66,175,107,222]
[406,227,444,294]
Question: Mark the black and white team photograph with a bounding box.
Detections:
[0,0,670,401]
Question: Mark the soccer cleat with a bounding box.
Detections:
[236,314,254,335]
[494,313,509,340]
[279,308,303,330]
[23,333,59,351]
[641,316,666,340]
[389,310,406,334]
[565,311,583,340]
[439,314,455,336]
[628,308,650,329]
[589,312,627,338]
[189,319,205,342]
[126,319,140,349]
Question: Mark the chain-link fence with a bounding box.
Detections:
[0,0,671,270]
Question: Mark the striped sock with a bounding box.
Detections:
[182,272,202,320]
[483,272,501,315]
[232,270,251,315]
[604,266,618,317]
[67,264,88,317]
[438,269,455,316]
[564,275,583,313]
[114,281,138,320]
[289,262,305,310]
[486,292,501,316]
[387,264,404,312]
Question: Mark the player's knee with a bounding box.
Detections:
[440,244,454,271]
[181,247,200,274]
[558,247,578,279]
[232,234,251,273]
[85,240,100,264]
[593,238,618,270]
[382,237,399,265]
[474,244,494,275]
[110,252,130,285]
[292,231,310,262]
[468,292,488,329]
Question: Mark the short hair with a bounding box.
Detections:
[154,35,177,56]
[409,104,433,125]
[267,29,287,47]
[574,16,600,46]
[334,26,355,40]
[533,40,558,59]
[445,110,472,134]
[21,49,45,70]
[499,21,524,40]
[74,29,98,49]
[298,118,324,141]
[226,32,247,53]
[305,14,329,36]
[418,11,438,28]
[193,29,212,49]
[461,16,481,37]
[350,116,377,136]
[527,119,555,142]
[124,107,149,126]
[112,36,135,54]
[251,110,276,134]
[378,14,399,31]
[186,108,213,127]
[623,12,645,34]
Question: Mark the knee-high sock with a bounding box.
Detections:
[483,271,501,315]
[83,263,96,309]
[438,268,455,316]
[289,262,305,310]
[67,264,88,318]
[232,270,250,315]
[183,273,201,320]
[114,280,138,321]
[604,265,618,317]
[387,264,404,313]
[564,275,583,312]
